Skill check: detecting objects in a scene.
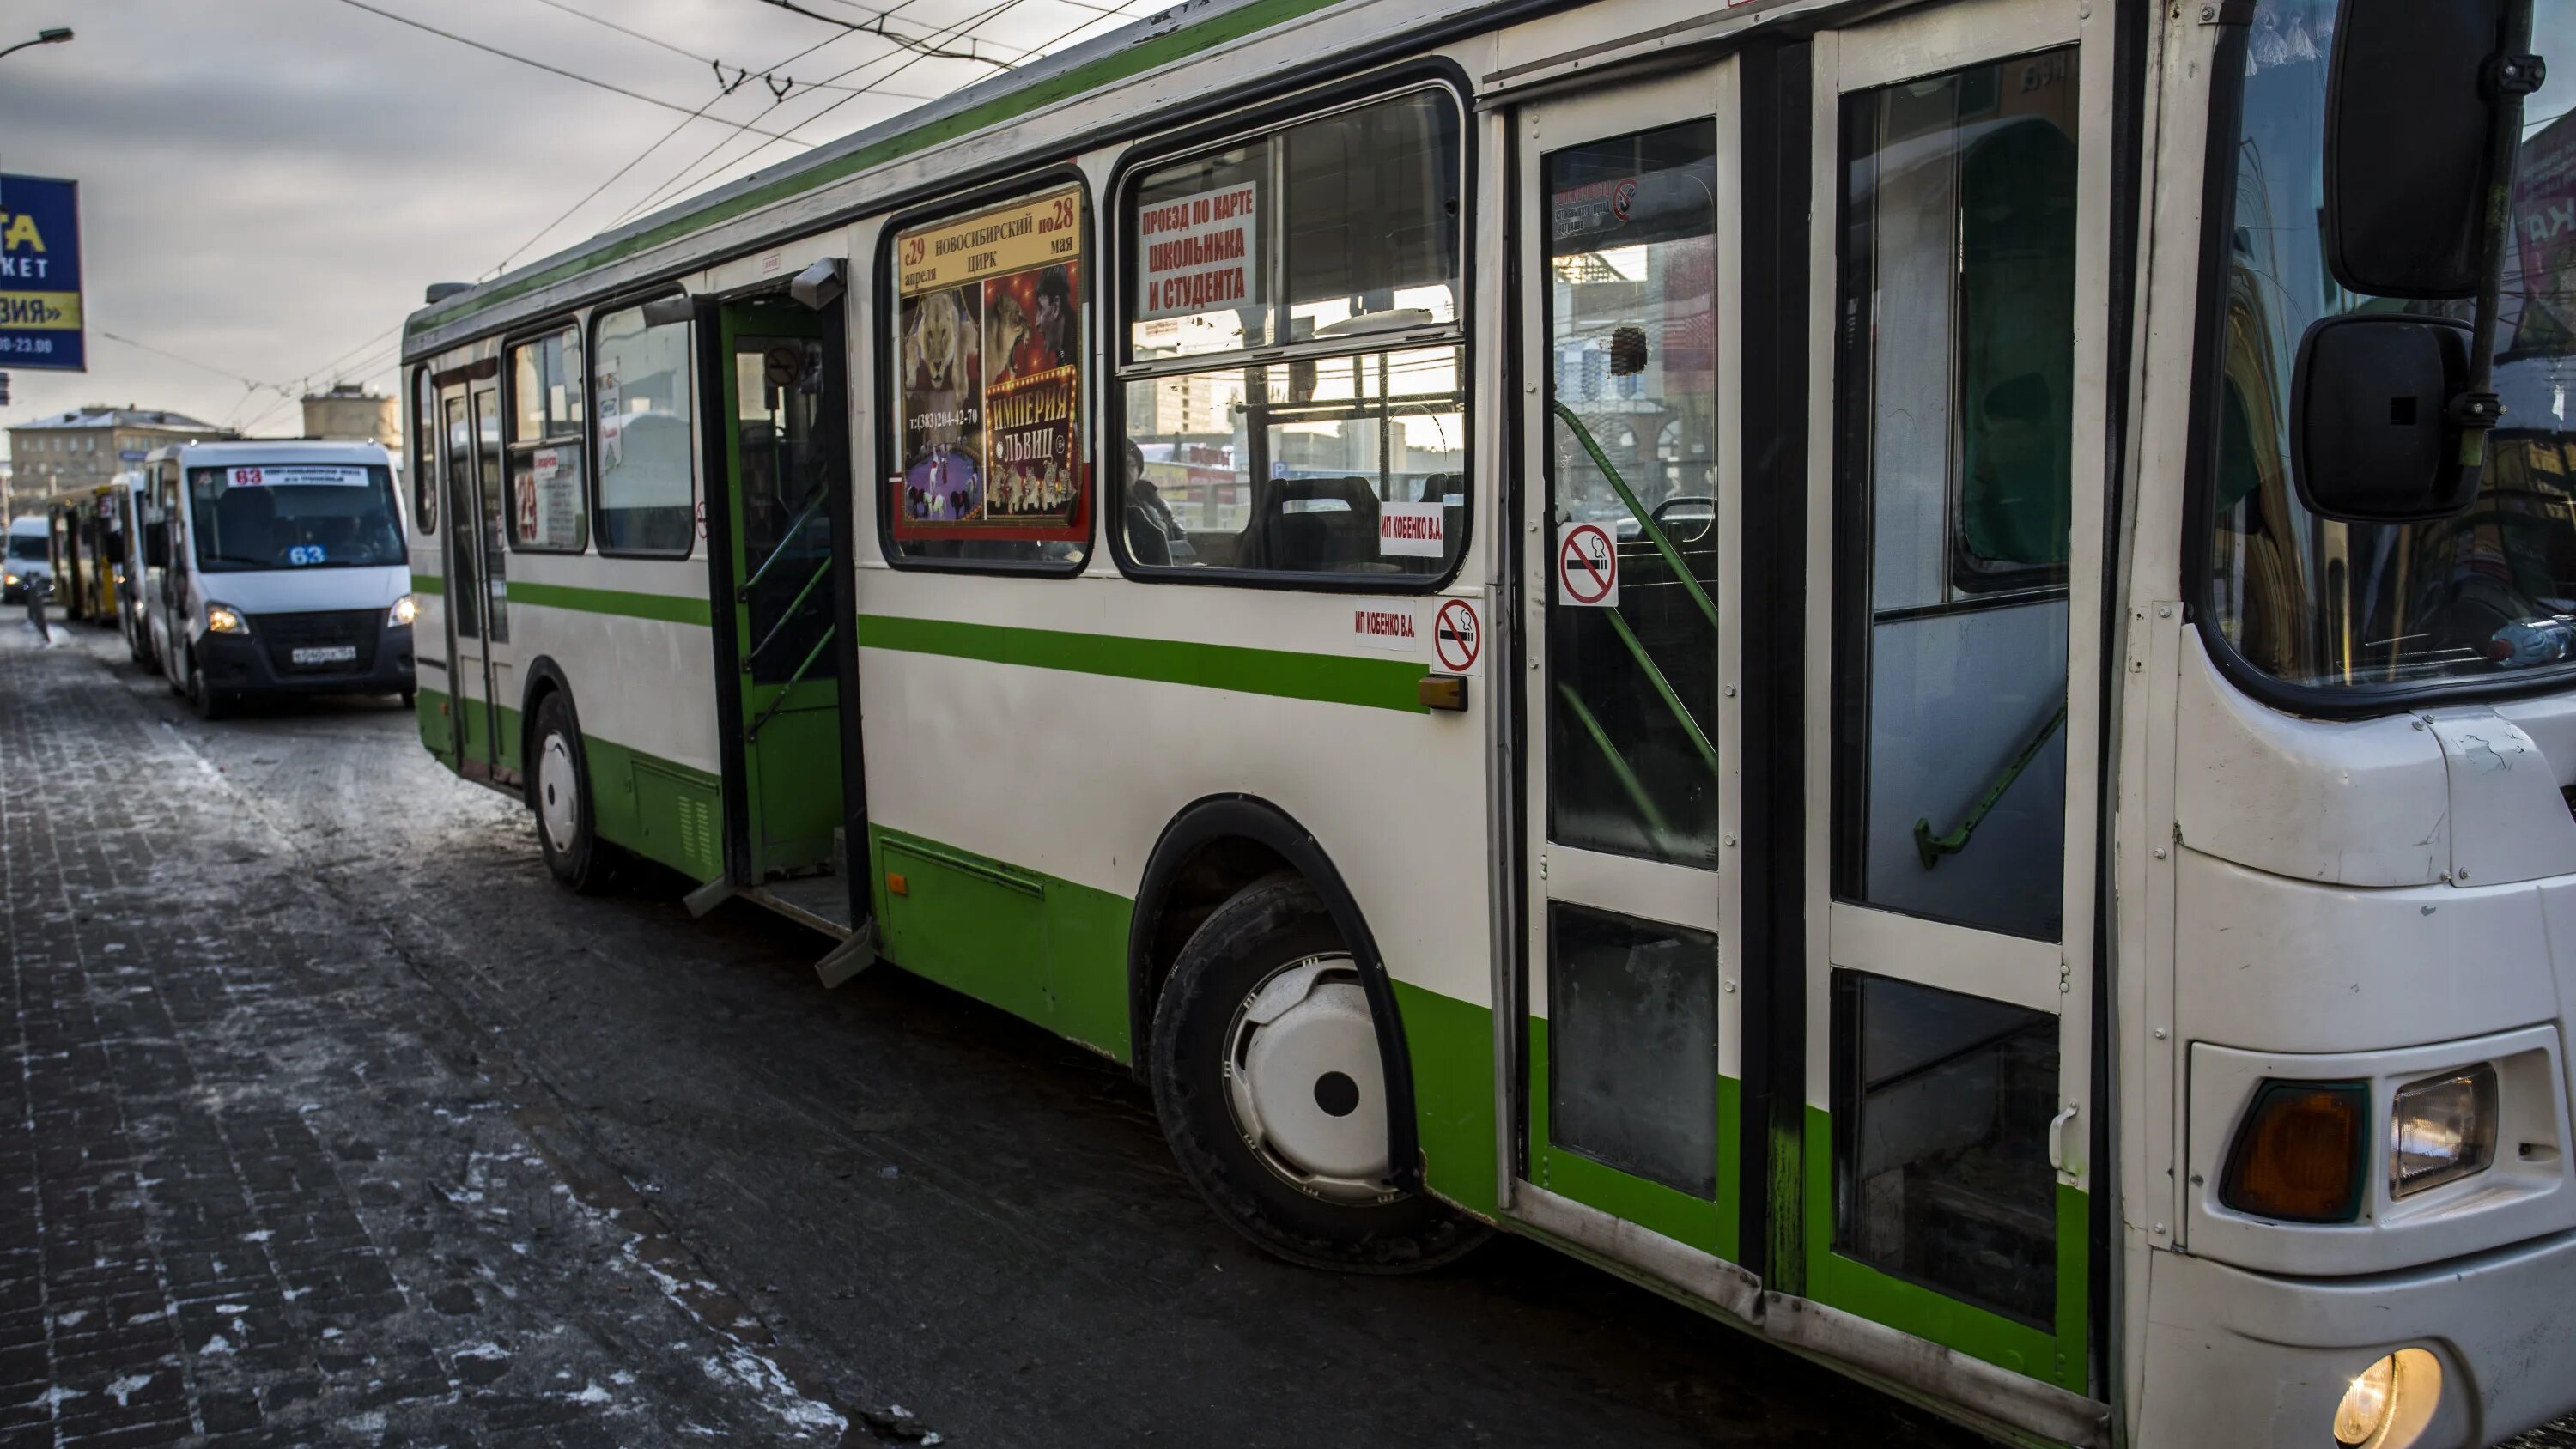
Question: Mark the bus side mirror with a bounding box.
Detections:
[2291,314,2477,523]
[2322,0,2512,298]
[144,520,169,569]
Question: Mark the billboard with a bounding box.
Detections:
[0,174,83,373]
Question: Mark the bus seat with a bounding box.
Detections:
[1252,476,1380,572]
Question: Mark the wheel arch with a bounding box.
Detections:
[1127,793,1424,1193]
[517,656,574,810]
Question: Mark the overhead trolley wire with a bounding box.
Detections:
[612,0,1084,226]
[488,27,869,276]
[321,0,820,144]
[521,0,935,98]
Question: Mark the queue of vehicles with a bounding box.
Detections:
[11,438,415,717]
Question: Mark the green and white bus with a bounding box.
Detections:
[402,0,2576,1440]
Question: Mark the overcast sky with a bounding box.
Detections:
[0,0,1146,450]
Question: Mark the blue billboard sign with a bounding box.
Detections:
[0,174,83,373]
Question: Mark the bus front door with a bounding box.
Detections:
[1513,67,1743,1265]
[1789,2,2107,1397]
[714,297,846,885]
[1510,3,2109,1404]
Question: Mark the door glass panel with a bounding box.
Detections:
[1549,904,1720,1196]
[1832,972,2057,1326]
[473,389,508,645]
[1832,52,2077,940]
[1544,121,1725,865]
[443,394,480,639]
[735,338,834,688]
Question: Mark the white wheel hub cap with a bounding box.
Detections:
[538,731,579,852]
[1224,955,1393,1204]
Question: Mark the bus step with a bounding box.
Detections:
[815,919,878,990]
[683,876,735,919]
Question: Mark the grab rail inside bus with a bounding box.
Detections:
[744,556,834,673]
[745,623,838,744]
[737,488,831,602]
[1550,402,1720,634]
[1547,403,1724,798]
[1555,681,1684,854]
[1911,700,2067,869]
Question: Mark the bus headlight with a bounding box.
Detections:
[204,603,249,636]
[387,593,417,627]
[2333,1348,2442,1449]
[2391,1064,2497,1197]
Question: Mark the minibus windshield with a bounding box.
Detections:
[2204,0,2576,691]
[186,464,405,573]
[7,537,46,562]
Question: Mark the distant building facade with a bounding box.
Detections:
[6,406,233,517]
[301,385,398,446]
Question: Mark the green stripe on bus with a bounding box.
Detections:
[406,0,1342,339]
[411,574,445,595]
[855,613,1429,712]
[506,579,712,625]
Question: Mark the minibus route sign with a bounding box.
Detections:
[0,174,83,373]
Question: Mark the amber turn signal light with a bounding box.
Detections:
[2221,1079,2369,1222]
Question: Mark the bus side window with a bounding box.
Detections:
[1115,88,1467,585]
[592,300,696,557]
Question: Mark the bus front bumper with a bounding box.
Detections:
[197,620,415,698]
[2134,1229,2576,1447]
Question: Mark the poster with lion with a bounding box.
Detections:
[891,186,1087,542]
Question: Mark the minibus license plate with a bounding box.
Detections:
[292,645,357,666]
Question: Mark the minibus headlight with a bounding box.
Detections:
[204,603,249,636]
[2220,1079,2368,1222]
[2391,1064,2497,1197]
[387,593,417,627]
[3,573,16,588]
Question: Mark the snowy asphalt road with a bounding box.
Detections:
[8,617,2573,1447]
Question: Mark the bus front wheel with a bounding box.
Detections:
[185,652,230,721]
[532,691,613,894]
[1149,876,1485,1274]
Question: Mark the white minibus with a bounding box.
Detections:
[143,440,418,718]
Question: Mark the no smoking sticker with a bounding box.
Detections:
[1431,597,1483,676]
[1557,521,1619,607]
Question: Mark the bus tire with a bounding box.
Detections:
[185,651,230,721]
[1149,876,1485,1274]
[532,691,612,894]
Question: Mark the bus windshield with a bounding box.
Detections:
[187,464,405,573]
[2205,0,2576,691]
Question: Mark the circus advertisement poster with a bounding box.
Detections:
[892,186,1086,541]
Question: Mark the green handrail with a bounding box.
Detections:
[1604,608,1721,782]
[745,623,838,743]
[1912,701,2069,869]
[737,487,832,601]
[1555,682,1679,846]
[744,557,834,670]
[1550,401,1720,634]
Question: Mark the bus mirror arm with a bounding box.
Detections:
[143,520,169,570]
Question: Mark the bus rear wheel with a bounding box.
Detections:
[532,692,613,894]
[1149,876,1485,1274]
